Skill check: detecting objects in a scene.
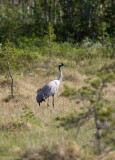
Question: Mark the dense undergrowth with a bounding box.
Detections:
[0,37,114,74]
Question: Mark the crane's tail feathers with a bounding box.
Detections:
[43,99,46,102]
[43,96,46,102]
[36,93,47,106]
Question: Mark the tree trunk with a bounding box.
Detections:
[49,32,52,62]
[12,0,14,5]
[48,0,51,22]
[44,0,48,23]
[54,0,56,23]
[6,52,14,98]
[22,0,25,21]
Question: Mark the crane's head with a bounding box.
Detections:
[59,63,65,67]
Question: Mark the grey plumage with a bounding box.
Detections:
[36,63,65,108]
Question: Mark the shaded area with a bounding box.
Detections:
[2,95,13,102]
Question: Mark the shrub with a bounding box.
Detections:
[62,85,77,99]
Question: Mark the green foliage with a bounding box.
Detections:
[59,42,77,58]
[0,37,114,73]
[90,78,102,89]
[62,85,77,99]
[0,4,22,42]
[0,0,114,43]
[78,86,96,98]
[97,105,114,118]
[97,72,115,83]
[0,40,42,74]
[44,22,56,43]
[43,22,56,59]
[16,35,40,50]
[55,113,78,130]
[0,40,17,73]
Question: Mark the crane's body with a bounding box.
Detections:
[36,63,65,108]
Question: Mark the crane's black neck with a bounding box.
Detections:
[59,65,61,72]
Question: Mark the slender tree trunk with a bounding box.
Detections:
[68,0,73,21]
[48,0,52,21]
[44,0,48,23]
[22,0,25,21]
[6,52,14,98]
[94,109,101,154]
[27,0,30,14]
[12,0,14,5]
[49,32,52,62]
[59,1,62,24]
[94,81,105,154]
[54,0,56,23]
[67,0,73,41]
[34,0,37,12]
[22,0,26,33]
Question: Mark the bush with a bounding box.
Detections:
[62,85,77,99]
[0,40,42,74]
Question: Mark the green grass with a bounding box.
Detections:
[0,42,115,159]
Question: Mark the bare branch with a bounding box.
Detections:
[6,49,14,98]
[93,80,105,154]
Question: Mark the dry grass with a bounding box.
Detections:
[19,142,94,160]
[0,59,115,160]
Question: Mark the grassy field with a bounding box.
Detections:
[0,56,115,160]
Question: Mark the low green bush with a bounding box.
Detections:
[62,85,77,99]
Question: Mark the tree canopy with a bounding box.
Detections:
[0,0,114,43]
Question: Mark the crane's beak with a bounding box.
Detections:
[63,64,66,67]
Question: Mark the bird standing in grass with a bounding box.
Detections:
[36,63,65,108]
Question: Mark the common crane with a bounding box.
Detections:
[36,63,65,108]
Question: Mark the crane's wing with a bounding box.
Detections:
[42,80,60,97]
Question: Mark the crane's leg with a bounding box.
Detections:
[52,95,54,108]
[47,97,49,108]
